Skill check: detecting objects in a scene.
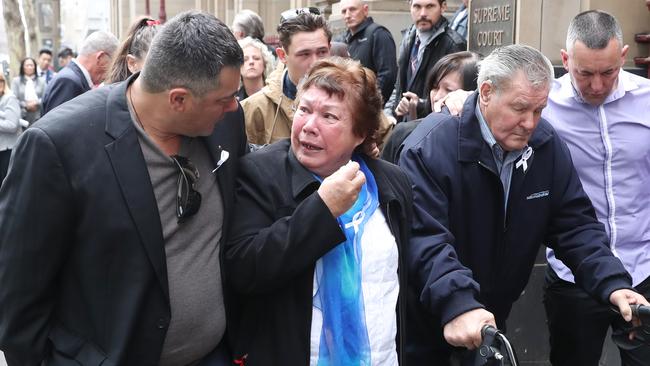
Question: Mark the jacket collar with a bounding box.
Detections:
[558,69,640,106]
[102,74,169,300]
[458,92,554,163]
[286,141,400,204]
[104,73,134,139]
[403,17,449,48]
[264,63,288,104]
[346,17,375,39]
[262,64,295,130]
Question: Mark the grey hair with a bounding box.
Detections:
[566,10,622,51]
[79,30,119,56]
[232,9,265,41]
[140,10,244,96]
[477,44,553,93]
[238,36,275,79]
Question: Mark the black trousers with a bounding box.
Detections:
[544,267,650,366]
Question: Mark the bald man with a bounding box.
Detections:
[338,0,397,105]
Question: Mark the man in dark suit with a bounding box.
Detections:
[42,30,118,114]
[0,11,246,365]
[338,0,397,106]
[385,0,466,122]
[36,48,55,84]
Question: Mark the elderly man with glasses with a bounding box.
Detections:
[0,11,247,365]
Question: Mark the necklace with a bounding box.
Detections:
[128,85,146,131]
[128,84,182,153]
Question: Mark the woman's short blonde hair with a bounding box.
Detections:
[237,36,275,80]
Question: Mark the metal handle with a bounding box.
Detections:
[631,304,650,324]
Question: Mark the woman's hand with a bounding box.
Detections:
[437,89,473,115]
[395,92,419,118]
[362,142,380,159]
[318,161,366,217]
[25,100,39,112]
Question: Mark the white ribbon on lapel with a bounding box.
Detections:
[212,148,230,173]
[515,146,533,173]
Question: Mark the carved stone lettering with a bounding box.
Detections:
[468,0,516,56]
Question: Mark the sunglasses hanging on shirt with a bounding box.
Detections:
[170,155,202,222]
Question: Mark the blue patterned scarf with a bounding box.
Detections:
[313,155,378,366]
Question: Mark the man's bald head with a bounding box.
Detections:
[340,0,369,34]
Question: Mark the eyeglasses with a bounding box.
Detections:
[280,7,321,24]
[171,155,202,222]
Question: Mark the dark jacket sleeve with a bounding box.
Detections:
[380,119,421,164]
[372,27,398,105]
[42,77,84,114]
[0,128,76,365]
[545,135,632,303]
[224,157,346,294]
[398,139,484,326]
[383,84,400,118]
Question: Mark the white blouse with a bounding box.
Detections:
[310,208,399,366]
[24,77,38,102]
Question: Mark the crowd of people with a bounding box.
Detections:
[0,1,648,365]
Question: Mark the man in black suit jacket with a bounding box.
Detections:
[36,48,56,84]
[42,30,118,114]
[0,11,246,365]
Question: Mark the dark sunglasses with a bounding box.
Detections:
[280,7,321,24]
[171,155,202,222]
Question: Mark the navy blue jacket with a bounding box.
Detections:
[398,92,632,362]
[42,61,91,115]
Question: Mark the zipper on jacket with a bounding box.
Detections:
[477,159,508,289]
[477,159,496,175]
[477,160,508,229]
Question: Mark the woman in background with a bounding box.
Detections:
[0,69,21,181]
[382,51,480,164]
[106,16,160,83]
[11,57,45,125]
[237,36,275,100]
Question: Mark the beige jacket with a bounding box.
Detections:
[241,64,294,145]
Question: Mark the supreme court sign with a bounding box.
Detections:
[468,0,516,56]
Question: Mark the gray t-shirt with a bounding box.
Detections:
[130,108,226,365]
